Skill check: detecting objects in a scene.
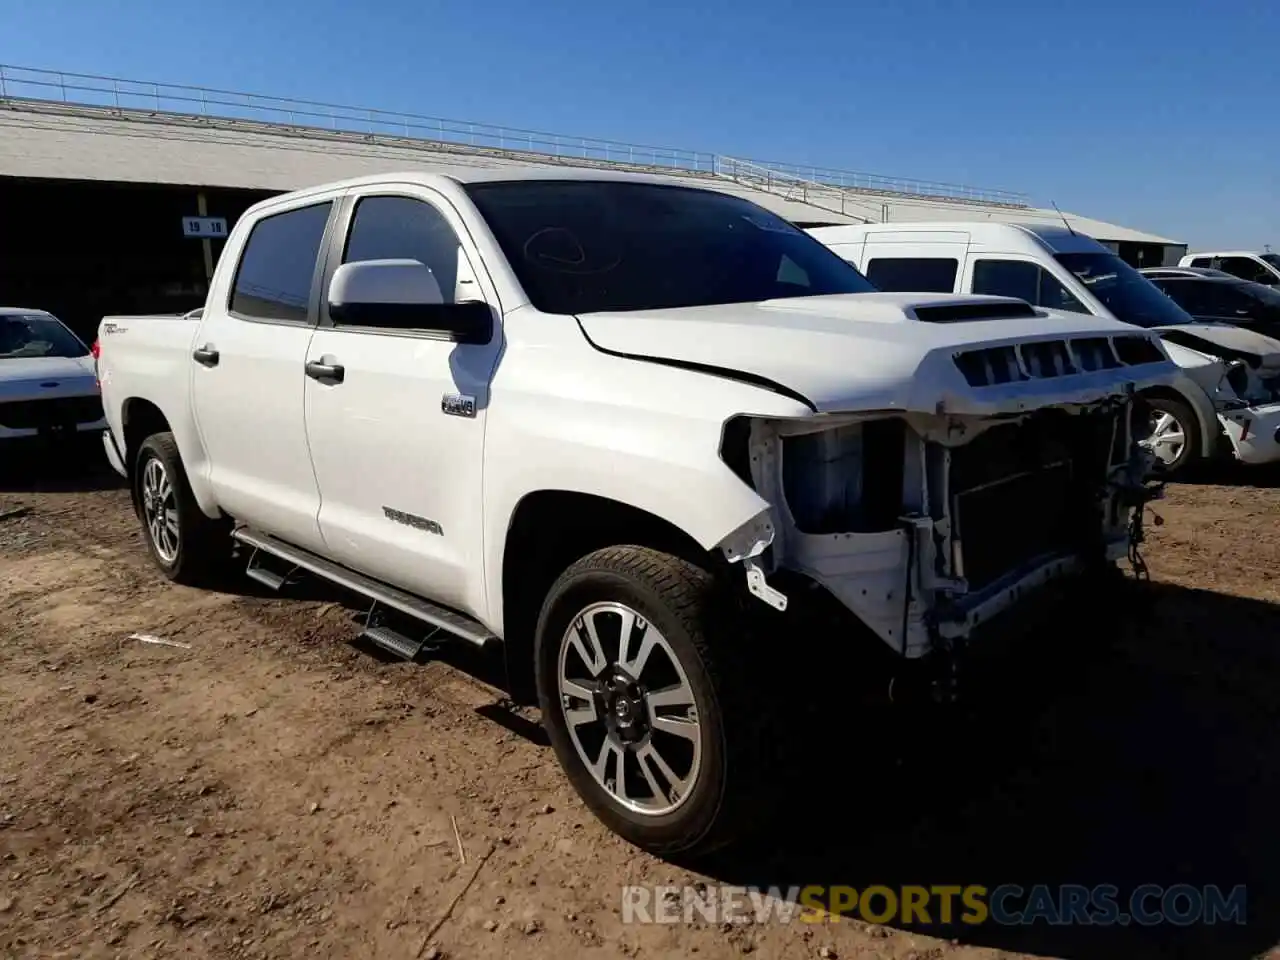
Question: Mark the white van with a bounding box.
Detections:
[1177,251,1280,288]
[808,222,1280,474]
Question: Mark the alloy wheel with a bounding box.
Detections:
[141,457,179,563]
[556,601,703,816]
[1146,410,1187,466]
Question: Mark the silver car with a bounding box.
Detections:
[0,308,107,442]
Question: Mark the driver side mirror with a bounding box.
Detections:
[327,259,492,344]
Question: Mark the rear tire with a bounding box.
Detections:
[132,432,229,585]
[534,546,764,857]
[1143,395,1200,477]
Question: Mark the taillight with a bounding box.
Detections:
[92,338,101,386]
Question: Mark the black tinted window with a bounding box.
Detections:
[343,196,463,305]
[1190,257,1212,268]
[1211,283,1264,315]
[1220,257,1273,285]
[972,259,1088,313]
[1152,279,1211,314]
[864,257,957,293]
[464,180,875,315]
[230,202,332,322]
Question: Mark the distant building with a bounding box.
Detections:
[0,64,1185,339]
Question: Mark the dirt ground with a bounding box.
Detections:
[2,452,1280,960]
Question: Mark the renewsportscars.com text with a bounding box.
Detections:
[621,883,1247,927]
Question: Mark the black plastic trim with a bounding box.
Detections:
[574,319,817,412]
[913,301,1037,323]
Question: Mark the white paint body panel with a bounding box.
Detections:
[579,294,1176,415]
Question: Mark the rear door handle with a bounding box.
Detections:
[193,344,219,366]
[305,359,345,383]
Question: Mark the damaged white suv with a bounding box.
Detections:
[96,170,1178,856]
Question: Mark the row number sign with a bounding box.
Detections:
[183,216,228,238]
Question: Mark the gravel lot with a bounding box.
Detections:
[2,452,1279,960]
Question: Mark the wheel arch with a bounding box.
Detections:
[118,396,220,517]
[496,489,733,705]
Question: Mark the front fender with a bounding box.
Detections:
[1167,369,1227,458]
[1158,340,1232,456]
[480,329,811,637]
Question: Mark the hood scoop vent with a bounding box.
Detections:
[912,301,1038,323]
[954,334,1164,387]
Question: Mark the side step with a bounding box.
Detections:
[245,549,290,590]
[361,625,428,661]
[231,526,495,649]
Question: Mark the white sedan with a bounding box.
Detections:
[0,307,107,442]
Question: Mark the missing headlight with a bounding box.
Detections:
[781,418,906,533]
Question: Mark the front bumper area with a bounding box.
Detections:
[0,418,108,441]
[0,393,107,441]
[1218,401,1280,465]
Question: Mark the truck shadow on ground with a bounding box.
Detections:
[696,581,1280,960]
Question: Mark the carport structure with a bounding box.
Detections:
[0,65,1185,342]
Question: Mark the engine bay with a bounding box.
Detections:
[718,399,1155,658]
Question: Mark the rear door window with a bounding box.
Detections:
[864,257,957,292]
[230,202,334,323]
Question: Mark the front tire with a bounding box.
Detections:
[534,546,761,857]
[132,432,228,585]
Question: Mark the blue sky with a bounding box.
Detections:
[2,0,1276,250]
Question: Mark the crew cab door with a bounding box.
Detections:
[302,187,502,620]
[190,195,338,552]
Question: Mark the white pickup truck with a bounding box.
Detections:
[96,168,1177,855]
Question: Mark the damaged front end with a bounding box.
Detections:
[719,400,1159,655]
[714,339,1171,701]
[1159,332,1280,465]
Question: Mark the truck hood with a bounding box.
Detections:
[1154,322,1280,371]
[576,293,1179,415]
[0,355,98,402]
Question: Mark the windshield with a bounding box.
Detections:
[1260,253,1280,272]
[464,180,877,315]
[0,313,89,360]
[1054,252,1195,328]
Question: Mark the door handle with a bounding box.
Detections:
[192,344,219,366]
[305,359,345,383]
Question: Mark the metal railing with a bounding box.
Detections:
[721,157,1029,207]
[0,63,1029,207]
[717,156,887,221]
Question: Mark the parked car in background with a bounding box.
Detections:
[1140,266,1236,280]
[1179,251,1280,287]
[96,169,1177,856]
[1141,270,1280,337]
[0,307,107,445]
[808,222,1280,476]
